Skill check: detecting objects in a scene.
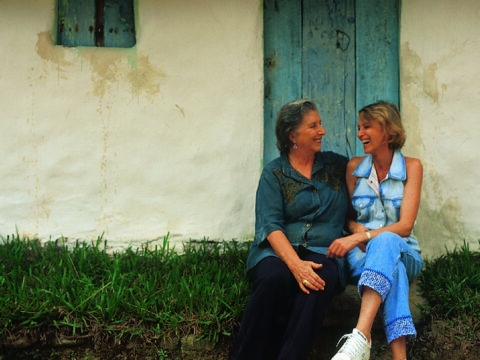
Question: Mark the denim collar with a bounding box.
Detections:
[353,150,406,181]
[280,151,325,183]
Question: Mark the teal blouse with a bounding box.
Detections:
[246,151,349,287]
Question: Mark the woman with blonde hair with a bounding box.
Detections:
[327,101,423,360]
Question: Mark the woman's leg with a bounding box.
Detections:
[380,241,422,357]
[390,336,407,360]
[355,287,382,342]
[277,252,339,360]
[345,246,380,341]
[229,257,296,360]
[332,233,420,360]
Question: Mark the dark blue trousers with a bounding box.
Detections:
[230,249,339,360]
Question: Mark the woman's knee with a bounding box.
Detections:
[252,257,292,291]
[303,252,338,285]
[367,232,403,252]
[317,258,339,284]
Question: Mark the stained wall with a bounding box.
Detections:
[0,0,263,248]
[401,0,480,256]
[1,0,479,257]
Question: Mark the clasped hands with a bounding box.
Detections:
[291,225,369,293]
[327,224,369,259]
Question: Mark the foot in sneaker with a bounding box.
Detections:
[331,328,371,360]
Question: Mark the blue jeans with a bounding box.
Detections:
[346,232,423,343]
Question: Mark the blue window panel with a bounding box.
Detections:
[104,0,136,47]
[57,0,96,47]
[57,0,135,48]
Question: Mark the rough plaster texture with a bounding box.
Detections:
[401,0,480,257]
[1,0,479,258]
[0,0,263,248]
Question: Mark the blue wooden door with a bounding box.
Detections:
[264,0,399,164]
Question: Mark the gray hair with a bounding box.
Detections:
[275,99,318,154]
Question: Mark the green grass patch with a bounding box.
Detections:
[410,241,480,359]
[0,233,250,347]
[418,240,480,320]
[3,233,479,359]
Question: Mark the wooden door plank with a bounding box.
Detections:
[303,0,356,157]
[263,0,302,165]
[356,0,400,155]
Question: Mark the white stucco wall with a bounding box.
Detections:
[0,0,263,248]
[401,0,480,257]
[2,0,478,258]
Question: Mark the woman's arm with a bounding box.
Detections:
[255,166,327,294]
[327,157,423,258]
[267,230,325,294]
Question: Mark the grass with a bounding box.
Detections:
[418,240,480,320]
[410,240,480,359]
[0,233,251,355]
[1,234,479,359]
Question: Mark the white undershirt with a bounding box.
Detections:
[367,165,381,198]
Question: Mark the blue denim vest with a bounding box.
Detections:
[352,150,421,253]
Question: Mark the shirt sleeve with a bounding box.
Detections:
[253,166,286,247]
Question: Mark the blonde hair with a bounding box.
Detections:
[358,101,406,150]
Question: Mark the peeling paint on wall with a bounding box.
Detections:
[79,49,165,100]
[417,199,466,259]
[0,0,267,246]
[400,0,480,254]
[126,54,165,100]
[422,63,439,103]
[36,31,73,68]
[35,31,165,101]
[401,42,440,103]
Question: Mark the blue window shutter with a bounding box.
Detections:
[104,0,136,48]
[57,0,96,47]
[57,0,135,48]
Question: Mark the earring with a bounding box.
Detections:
[293,142,298,150]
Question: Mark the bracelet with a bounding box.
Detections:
[365,231,372,242]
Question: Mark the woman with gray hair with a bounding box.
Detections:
[230,99,350,359]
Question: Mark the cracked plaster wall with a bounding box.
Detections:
[0,0,263,248]
[401,0,480,257]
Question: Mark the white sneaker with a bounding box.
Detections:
[331,328,371,360]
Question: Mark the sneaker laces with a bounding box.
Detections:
[336,332,367,357]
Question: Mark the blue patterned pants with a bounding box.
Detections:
[346,232,423,343]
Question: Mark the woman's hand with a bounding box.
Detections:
[266,230,326,294]
[348,221,369,235]
[290,260,325,294]
[327,233,367,259]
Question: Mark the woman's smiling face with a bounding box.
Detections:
[357,116,389,154]
[290,110,326,155]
